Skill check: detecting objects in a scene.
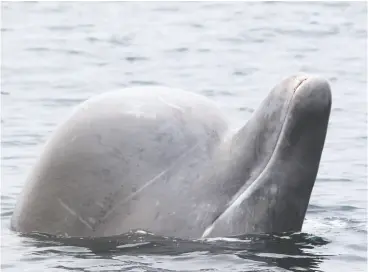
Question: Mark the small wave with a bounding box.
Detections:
[233,68,258,76]
[172,47,190,53]
[116,242,151,249]
[124,56,149,62]
[129,80,161,86]
[47,25,76,31]
[108,35,133,46]
[238,107,255,113]
[1,211,13,218]
[273,27,339,37]
[317,177,352,183]
[39,98,86,107]
[197,48,211,53]
[202,237,251,243]
[1,27,13,32]
[26,47,50,52]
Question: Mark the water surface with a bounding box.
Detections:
[1,2,367,272]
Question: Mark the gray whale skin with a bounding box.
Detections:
[11,74,332,239]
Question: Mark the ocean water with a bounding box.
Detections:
[1,2,367,272]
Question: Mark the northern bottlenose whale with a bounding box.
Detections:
[11,74,331,239]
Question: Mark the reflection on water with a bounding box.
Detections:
[19,231,329,272]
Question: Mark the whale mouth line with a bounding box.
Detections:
[201,75,310,238]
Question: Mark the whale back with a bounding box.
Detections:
[11,87,229,237]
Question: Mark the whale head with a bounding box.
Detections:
[203,75,332,237]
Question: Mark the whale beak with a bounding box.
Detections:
[246,74,332,233]
[202,74,332,237]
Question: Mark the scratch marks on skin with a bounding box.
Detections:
[58,198,94,230]
[95,202,104,208]
[99,168,169,222]
[125,110,146,118]
[124,102,157,119]
[97,142,201,226]
[202,225,214,238]
[292,157,308,172]
[125,109,157,119]
[158,97,184,113]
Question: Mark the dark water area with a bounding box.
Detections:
[1,2,367,272]
[11,231,330,272]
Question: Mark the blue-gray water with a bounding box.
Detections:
[1,2,367,272]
